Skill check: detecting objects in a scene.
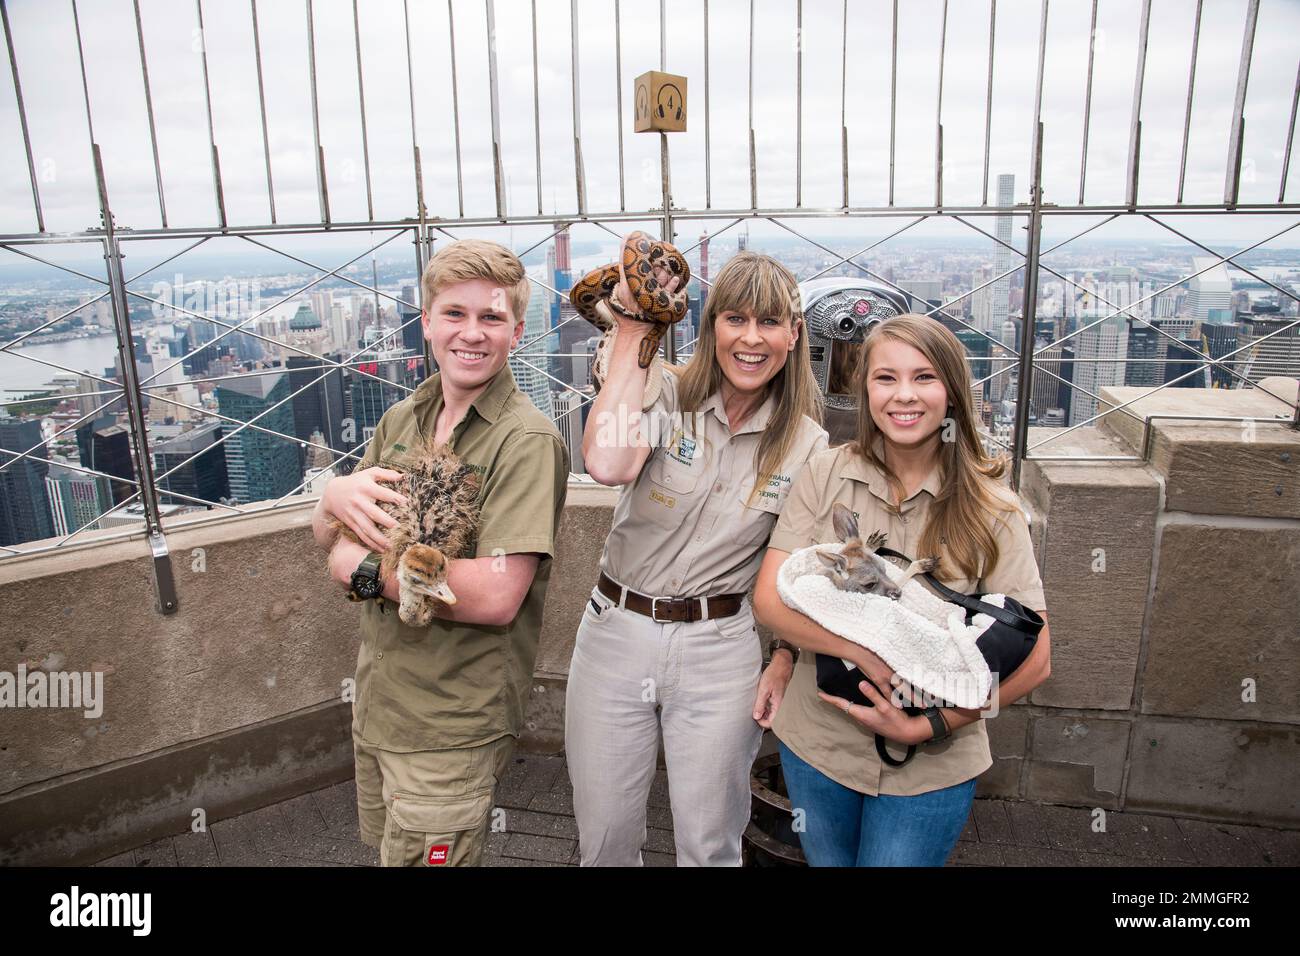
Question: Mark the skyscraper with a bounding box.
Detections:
[45,463,110,537]
[989,174,1015,334]
[1187,258,1233,324]
[152,421,230,506]
[512,290,555,420]
[0,417,55,546]
[1070,315,1129,427]
[216,372,300,504]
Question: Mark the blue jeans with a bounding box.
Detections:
[778,740,976,867]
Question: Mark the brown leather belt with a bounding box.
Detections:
[597,573,745,624]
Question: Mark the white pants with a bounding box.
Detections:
[564,584,764,866]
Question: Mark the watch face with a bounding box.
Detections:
[351,568,383,600]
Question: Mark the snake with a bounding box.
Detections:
[569,231,691,401]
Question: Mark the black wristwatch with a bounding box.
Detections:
[348,552,384,602]
[922,706,950,743]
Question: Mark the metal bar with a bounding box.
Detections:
[0,242,107,284]
[0,0,43,232]
[570,0,585,216]
[70,0,96,149]
[1078,0,1098,205]
[888,0,897,206]
[662,131,675,363]
[1176,0,1202,204]
[352,0,375,222]
[530,0,543,214]
[250,0,276,224]
[194,0,226,228]
[402,0,425,224]
[1281,58,1299,204]
[748,0,756,210]
[485,0,506,218]
[131,0,167,227]
[840,0,848,209]
[703,0,710,209]
[659,0,665,70]
[447,0,464,217]
[982,0,996,206]
[92,145,169,577]
[1125,0,1150,210]
[1028,0,1048,203]
[796,0,802,208]
[1015,121,1048,486]
[1224,0,1260,206]
[614,0,625,211]
[305,0,329,223]
[935,0,947,209]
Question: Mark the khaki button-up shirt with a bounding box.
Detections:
[768,442,1046,796]
[601,369,829,598]
[352,365,569,752]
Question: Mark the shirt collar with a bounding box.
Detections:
[836,434,944,505]
[702,386,777,437]
[412,363,517,442]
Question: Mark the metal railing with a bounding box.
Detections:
[1,0,1298,604]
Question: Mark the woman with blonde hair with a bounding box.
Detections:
[753,314,1052,866]
[567,249,828,866]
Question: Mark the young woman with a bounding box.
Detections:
[752,314,1053,867]
[567,250,828,866]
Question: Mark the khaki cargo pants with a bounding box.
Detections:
[353,725,516,867]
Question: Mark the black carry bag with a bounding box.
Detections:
[815,546,1045,768]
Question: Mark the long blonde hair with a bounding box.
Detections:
[852,314,1014,582]
[675,252,822,496]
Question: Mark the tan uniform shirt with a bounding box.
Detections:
[352,365,569,752]
[601,369,829,598]
[768,442,1046,796]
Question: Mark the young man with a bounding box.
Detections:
[312,239,569,867]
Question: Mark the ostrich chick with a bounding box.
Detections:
[332,441,481,627]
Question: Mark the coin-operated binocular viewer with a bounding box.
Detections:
[799,278,924,446]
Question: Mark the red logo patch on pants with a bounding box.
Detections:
[427,844,450,866]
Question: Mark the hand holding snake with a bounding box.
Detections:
[569,231,691,408]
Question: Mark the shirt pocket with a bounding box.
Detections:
[640,451,702,528]
[734,477,791,547]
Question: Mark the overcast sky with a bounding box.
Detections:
[1,0,1297,250]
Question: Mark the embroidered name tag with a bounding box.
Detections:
[649,489,677,509]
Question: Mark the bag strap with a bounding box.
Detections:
[875,733,916,767]
[874,546,1035,632]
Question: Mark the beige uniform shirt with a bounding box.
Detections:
[601,369,828,598]
[768,442,1046,796]
[352,365,569,752]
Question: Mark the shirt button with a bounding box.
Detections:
[714,483,723,493]
[376,651,384,660]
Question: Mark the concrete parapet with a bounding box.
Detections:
[1021,427,1160,711]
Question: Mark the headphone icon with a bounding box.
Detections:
[635,84,649,121]
[656,83,683,121]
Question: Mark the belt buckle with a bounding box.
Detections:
[650,597,674,623]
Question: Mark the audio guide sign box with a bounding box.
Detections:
[634,71,688,133]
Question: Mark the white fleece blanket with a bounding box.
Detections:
[777,544,1005,709]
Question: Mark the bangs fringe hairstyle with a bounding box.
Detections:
[421,239,530,321]
[852,314,1016,583]
[675,252,823,499]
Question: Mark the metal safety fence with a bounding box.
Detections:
[1,0,1298,611]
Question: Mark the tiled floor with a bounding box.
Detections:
[93,752,1299,868]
